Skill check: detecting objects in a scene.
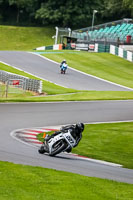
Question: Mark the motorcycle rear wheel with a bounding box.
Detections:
[38,145,46,154]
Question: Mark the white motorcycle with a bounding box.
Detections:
[38,130,76,156]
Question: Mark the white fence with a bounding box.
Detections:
[110,45,133,62]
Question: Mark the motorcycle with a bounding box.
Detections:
[38,130,76,156]
[60,63,68,74]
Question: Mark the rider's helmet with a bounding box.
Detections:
[76,123,84,132]
[63,59,66,63]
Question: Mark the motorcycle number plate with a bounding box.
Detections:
[65,132,75,147]
[65,134,75,145]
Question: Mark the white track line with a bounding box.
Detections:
[67,153,122,167]
[21,131,39,135]
[84,120,133,124]
[1,99,133,105]
[18,133,37,138]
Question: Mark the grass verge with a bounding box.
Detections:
[74,122,133,169]
[0,161,133,200]
[0,25,54,50]
[38,122,133,169]
[1,91,133,102]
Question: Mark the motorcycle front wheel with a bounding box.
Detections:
[49,139,67,156]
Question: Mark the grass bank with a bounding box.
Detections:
[0,161,133,200]
[43,51,133,89]
[1,91,133,102]
[38,122,133,169]
[75,122,133,169]
[0,25,54,50]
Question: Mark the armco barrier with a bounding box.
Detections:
[0,70,42,93]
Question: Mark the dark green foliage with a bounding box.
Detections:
[101,0,132,21]
[0,0,132,27]
[35,0,101,27]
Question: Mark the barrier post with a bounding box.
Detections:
[5,80,9,98]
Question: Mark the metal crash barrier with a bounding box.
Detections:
[0,70,42,97]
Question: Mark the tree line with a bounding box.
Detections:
[0,0,132,28]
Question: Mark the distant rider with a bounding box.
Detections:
[39,123,84,153]
[60,59,67,68]
[60,59,67,73]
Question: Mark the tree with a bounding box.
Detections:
[0,0,132,27]
[123,0,133,17]
[123,0,133,8]
[101,0,133,20]
[35,0,101,28]
[8,0,38,23]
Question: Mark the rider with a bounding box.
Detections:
[60,59,67,70]
[40,123,84,153]
[60,123,84,153]
[60,59,67,68]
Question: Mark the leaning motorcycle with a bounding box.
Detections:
[38,130,76,156]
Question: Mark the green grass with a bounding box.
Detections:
[1,91,133,102]
[0,161,133,200]
[72,122,133,169]
[0,83,34,98]
[37,122,133,169]
[0,25,54,50]
[43,51,133,89]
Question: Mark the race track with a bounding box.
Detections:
[0,51,133,184]
[0,51,132,91]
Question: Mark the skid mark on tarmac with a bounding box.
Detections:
[11,126,122,167]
